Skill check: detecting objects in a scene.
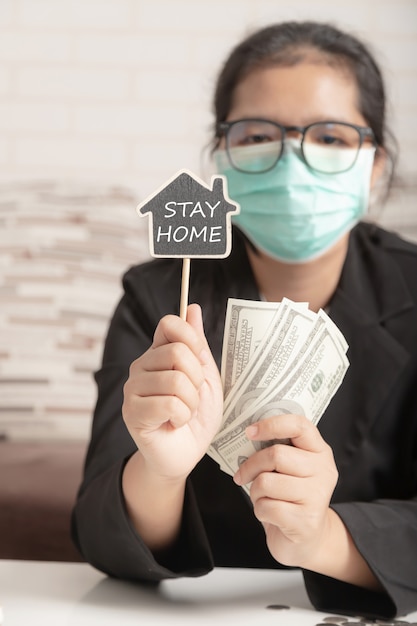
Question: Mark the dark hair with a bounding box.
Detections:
[211,21,397,188]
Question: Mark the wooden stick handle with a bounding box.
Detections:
[179,257,191,320]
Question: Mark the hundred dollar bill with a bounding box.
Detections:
[224,307,348,426]
[249,323,349,424]
[223,300,287,412]
[222,302,318,429]
[210,324,349,477]
[221,298,282,398]
[222,298,309,409]
[211,298,308,472]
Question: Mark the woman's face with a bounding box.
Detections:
[225,61,384,187]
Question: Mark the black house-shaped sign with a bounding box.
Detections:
[137,170,240,258]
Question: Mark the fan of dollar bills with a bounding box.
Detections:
[208,298,349,478]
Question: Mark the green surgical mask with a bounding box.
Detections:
[214,142,375,263]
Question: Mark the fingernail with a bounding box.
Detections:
[233,469,242,485]
[246,424,258,438]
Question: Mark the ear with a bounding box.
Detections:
[370,146,388,189]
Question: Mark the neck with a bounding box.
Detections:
[247,234,349,312]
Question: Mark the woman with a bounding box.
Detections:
[72,21,417,618]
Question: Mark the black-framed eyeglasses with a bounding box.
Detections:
[216,119,376,174]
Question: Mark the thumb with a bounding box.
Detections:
[186,303,214,366]
[186,303,205,339]
[186,304,222,412]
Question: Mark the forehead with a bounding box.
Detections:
[229,61,365,126]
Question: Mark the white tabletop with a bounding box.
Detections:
[0,559,416,626]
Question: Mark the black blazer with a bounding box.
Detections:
[72,222,417,619]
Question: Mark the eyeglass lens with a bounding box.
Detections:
[225,120,368,174]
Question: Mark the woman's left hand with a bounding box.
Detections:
[233,413,338,569]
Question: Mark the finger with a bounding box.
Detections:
[130,342,205,390]
[123,393,193,431]
[127,368,199,407]
[250,472,307,506]
[235,443,315,486]
[152,311,205,363]
[246,413,326,453]
[186,303,216,368]
[186,303,205,335]
[252,494,299,529]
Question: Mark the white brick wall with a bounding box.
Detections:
[0,0,415,196]
[17,0,133,29]
[16,67,130,100]
[0,4,414,198]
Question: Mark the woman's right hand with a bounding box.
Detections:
[122,303,224,482]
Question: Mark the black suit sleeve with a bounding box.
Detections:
[303,498,417,619]
[71,276,215,581]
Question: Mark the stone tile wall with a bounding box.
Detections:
[0,181,148,439]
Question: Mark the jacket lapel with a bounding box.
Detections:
[318,225,414,466]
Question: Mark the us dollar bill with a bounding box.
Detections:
[222,302,317,430]
[208,298,349,475]
[221,298,283,398]
[210,322,349,476]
